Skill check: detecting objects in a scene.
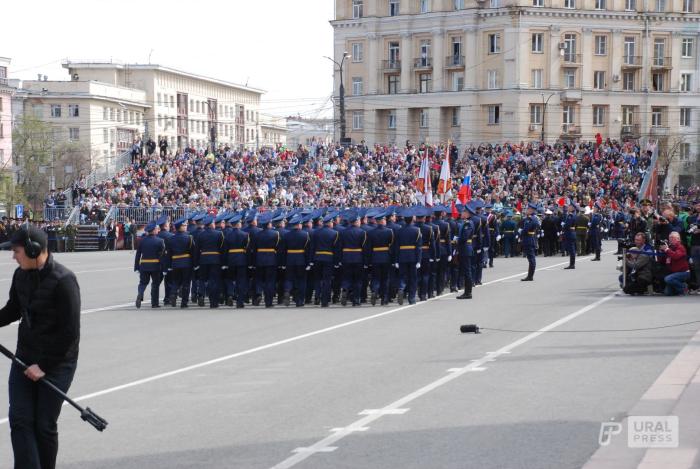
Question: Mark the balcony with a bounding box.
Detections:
[621,56,642,68]
[445,55,465,69]
[621,124,640,139]
[414,57,433,70]
[650,125,670,136]
[561,53,582,66]
[560,89,582,101]
[652,56,672,69]
[382,60,401,73]
[560,124,581,138]
[0,77,7,86]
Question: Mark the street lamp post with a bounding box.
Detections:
[325,52,350,142]
[204,100,217,153]
[541,92,556,143]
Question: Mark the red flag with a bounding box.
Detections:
[558,197,565,207]
[516,200,522,213]
[451,200,459,220]
[611,200,618,211]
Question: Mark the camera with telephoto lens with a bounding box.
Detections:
[690,224,699,235]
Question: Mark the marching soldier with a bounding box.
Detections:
[589,203,603,261]
[563,202,578,270]
[339,210,368,307]
[486,204,500,268]
[134,221,165,308]
[432,206,451,295]
[189,213,206,304]
[456,203,477,299]
[394,207,422,305]
[282,214,312,307]
[520,203,541,281]
[541,209,558,257]
[156,216,174,305]
[415,207,436,302]
[367,209,394,306]
[575,207,590,256]
[223,213,250,308]
[312,213,341,307]
[250,212,280,308]
[243,210,262,304]
[500,211,516,258]
[196,216,225,308]
[167,217,196,308]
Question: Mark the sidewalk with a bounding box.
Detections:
[583,326,700,469]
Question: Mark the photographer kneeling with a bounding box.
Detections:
[660,231,690,296]
[619,232,654,295]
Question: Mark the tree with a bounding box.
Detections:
[11,114,53,212]
[656,134,686,196]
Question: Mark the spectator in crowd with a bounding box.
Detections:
[660,231,690,296]
[619,232,654,295]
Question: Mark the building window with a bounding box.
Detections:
[622,106,634,125]
[388,75,400,94]
[681,73,692,92]
[388,110,397,129]
[69,127,79,141]
[564,68,576,89]
[136,113,141,125]
[32,104,43,118]
[352,77,363,96]
[453,73,464,91]
[682,38,694,58]
[595,0,606,8]
[653,38,666,66]
[352,43,364,62]
[531,69,543,89]
[562,105,574,125]
[352,111,363,130]
[595,36,607,55]
[352,0,363,18]
[624,37,636,64]
[622,72,635,91]
[652,72,664,91]
[487,70,499,89]
[655,0,666,11]
[625,0,635,9]
[651,107,663,126]
[487,105,500,125]
[531,33,544,53]
[563,34,577,62]
[593,106,605,126]
[419,39,431,65]
[680,107,691,126]
[420,0,430,13]
[489,0,499,7]
[103,107,108,120]
[680,143,691,160]
[452,108,460,126]
[103,129,108,143]
[533,0,544,6]
[50,105,61,118]
[419,109,429,128]
[594,71,606,90]
[109,108,114,120]
[564,0,575,8]
[683,0,693,11]
[389,0,399,15]
[488,33,501,54]
[419,73,432,93]
[454,0,464,9]
[530,104,542,124]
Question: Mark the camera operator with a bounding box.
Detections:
[619,232,654,295]
[655,208,684,247]
[627,208,647,244]
[0,225,81,469]
[660,231,690,296]
[686,200,700,289]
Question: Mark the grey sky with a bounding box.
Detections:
[4,0,335,118]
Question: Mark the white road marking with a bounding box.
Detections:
[0,253,610,427]
[1,303,134,329]
[269,291,617,469]
[0,267,132,282]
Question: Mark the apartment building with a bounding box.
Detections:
[332,0,700,187]
[0,57,12,169]
[62,61,265,152]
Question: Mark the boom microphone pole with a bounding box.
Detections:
[0,343,108,432]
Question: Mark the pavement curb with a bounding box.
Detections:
[583,327,700,469]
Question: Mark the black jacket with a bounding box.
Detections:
[0,255,80,370]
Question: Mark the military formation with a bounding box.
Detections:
[132,200,616,309]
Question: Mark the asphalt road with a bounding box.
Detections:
[0,241,696,469]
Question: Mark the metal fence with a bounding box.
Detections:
[110,206,199,225]
[43,207,70,221]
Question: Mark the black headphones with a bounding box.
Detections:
[22,226,42,259]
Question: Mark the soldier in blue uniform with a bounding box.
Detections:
[303,211,321,304]
[456,203,477,299]
[394,207,422,305]
[312,213,341,307]
[156,215,174,305]
[243,210,262,304]
[500,211,517,258]
[189,213,206,303]
[367,209,395,306]
[432,206,452,295]
[167,217,196,308]
[614,209,628,254]
[470,203,484,286]
[339,210,368,307]
[282,214,312,307]
[475,201,490,284]
[562,202,578,270]
[589,202,603,261]
[272,212,289,305]
[134,221,165,308]
[251,212,280,308]
[223,213,250,308]
[486,204,500,268]
[520,203,541,281]
[415,207,436,301]
[196,215,225,308]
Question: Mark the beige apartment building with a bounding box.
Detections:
[332,0,700,186]
[62,62,265,152]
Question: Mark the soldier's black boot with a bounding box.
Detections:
[226,296,234,307]
[591,250,601,261]
[564,255,576,269]
[282,292,291,307]
[370,291,377,306]
[397,289,404,305]
[340,289,348,307]
[521,266,534,281]
[163,297,170,306]
[198,295,205,307]
[135,293,143,309]
[456,284,472,299]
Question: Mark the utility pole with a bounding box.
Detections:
[206,100,217,153]
[541,92,556,144]
[325,52,350,143]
